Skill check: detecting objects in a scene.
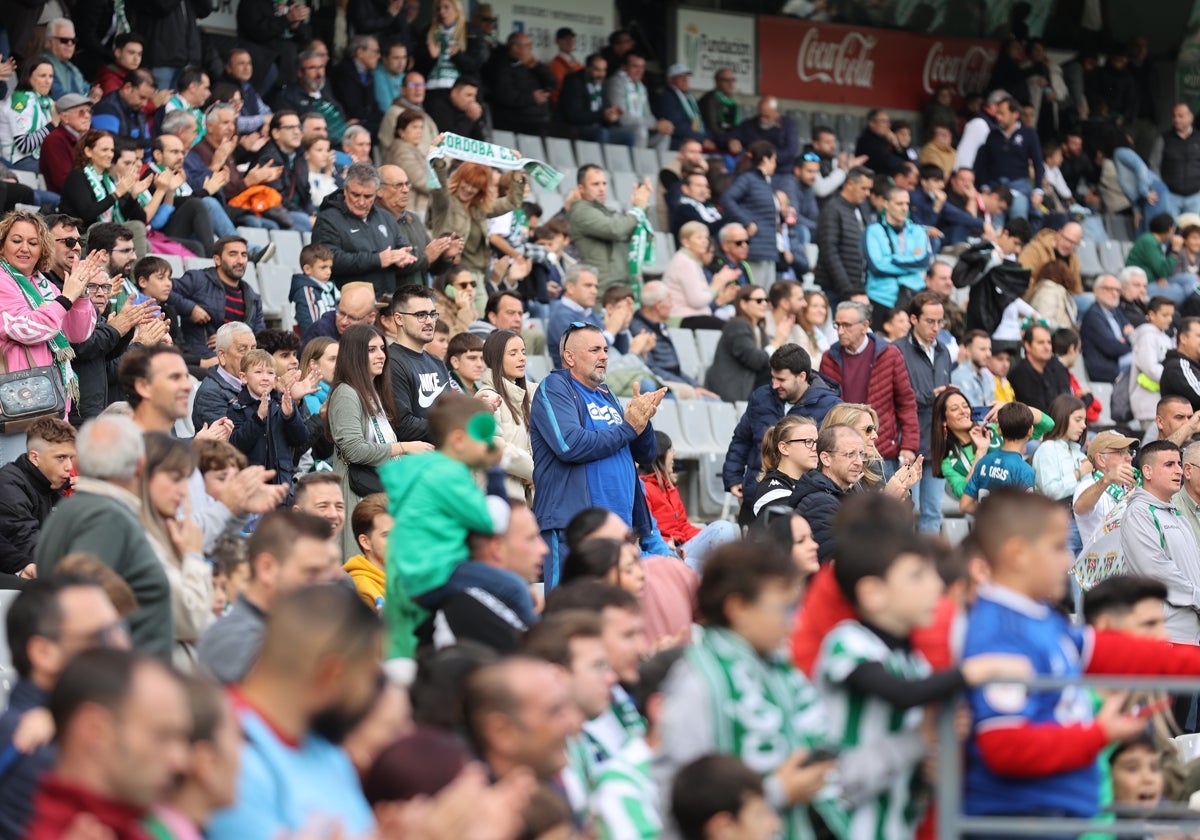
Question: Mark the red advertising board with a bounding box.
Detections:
[757,16,998,111]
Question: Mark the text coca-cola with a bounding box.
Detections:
[795,27,877,89]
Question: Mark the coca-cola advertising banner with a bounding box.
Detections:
[757,16,998,111]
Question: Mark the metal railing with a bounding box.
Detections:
[936,674,1200,838]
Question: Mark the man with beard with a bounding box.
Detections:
[83,223,139,290]
[206,585,380,838]
[198,511,342,684]
[530,323,666,587]
[169,235,267,362]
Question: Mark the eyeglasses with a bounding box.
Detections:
[405,81,426,89]
[453,281,475,290]
[55,236,83,248]
[834,450,868,461]
[86,283,114,294]
[802,152,821,162]
[747,297,767,304]
[786,437,818,449]
[919,316,945,326]
[731,239,749,246]
[862,424,877,434]
[833,320,864,330]
[54,36,76,44]
[398,309,439,321]
[335,308,374,323]
[276,122,301,130]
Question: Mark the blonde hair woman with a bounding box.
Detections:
[663,220,741,328]
[821,403,921,498]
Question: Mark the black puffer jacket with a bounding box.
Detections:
[0,454,63,574]
[69,319,135,425]
[129,0,211,70]
[814,194,866,300]
[787,469,847,565]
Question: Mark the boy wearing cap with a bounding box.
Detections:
[1073,430,1140,547]
[658,63,711,151]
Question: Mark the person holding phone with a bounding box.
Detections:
[930,387,1052,500]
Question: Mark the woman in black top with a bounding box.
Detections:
[750,415,819,520]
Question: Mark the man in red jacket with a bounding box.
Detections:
[39,94,92,194]
[819,299,920,470]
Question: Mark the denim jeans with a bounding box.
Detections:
[150,67,179,91]
[201,197,238,238]
[1169,191,1200,219]
[913,461,946,534]
[577,125,636,147]
[418,560,537,627]
[288,210,313,232]
[1151,273,1197,305]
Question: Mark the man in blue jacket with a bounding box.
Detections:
[530,323,668,587]
[864,186,932,331]
[973,95,1044,222]
[169,235,266,362]
[721,344,842,526]
[1079,273,1133,383]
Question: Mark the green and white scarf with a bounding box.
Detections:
[627,206,654,305]
[427,26,460,89]
[715,91,741,129]
[83,164,122,223]
[619,72,648,118]
[165,97,206,143]
[0,259,78,400]
[1092,468,1142,501]
[673,87,701,131]
[688,627,845,840]
[149,161,192,198]
[426,132,563,191]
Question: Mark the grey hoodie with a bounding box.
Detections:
[1120,488,1200,643]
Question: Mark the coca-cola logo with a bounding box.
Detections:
[922,42,997,96]
[795,27,876,88]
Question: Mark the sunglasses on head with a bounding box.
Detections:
[802,152,821,162]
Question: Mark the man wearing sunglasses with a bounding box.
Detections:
[530,323,669,587]
[40,18,92,100]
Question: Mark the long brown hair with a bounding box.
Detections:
[72,129,114,170]
[482,329,529,426]
[328,324,396,425]
[139,432,199,565]
[1043,393,1086,443]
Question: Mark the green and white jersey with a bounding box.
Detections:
[816,619,931,840]
[0,91,53,162]
[591,736,661,840]
[164,95,206,143]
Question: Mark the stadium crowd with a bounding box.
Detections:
[5,1,1200,838]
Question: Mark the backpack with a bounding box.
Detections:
[1110,368,1133,424]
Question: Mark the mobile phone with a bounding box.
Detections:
[1133,697,1172,719]
[802,746,840,766]
[970,405,990,424]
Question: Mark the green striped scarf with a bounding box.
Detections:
[688,627,845,840]
[83,164,123,223]
[627,207,654,305]
[426,132,563,191]
[0,259,78,400]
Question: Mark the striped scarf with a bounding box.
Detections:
[0,259,78,400]
[426,132,563,191]
[83,164,122,223]
[627,207,654,305]
[688,627,845,840]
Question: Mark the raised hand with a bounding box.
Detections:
[63,250,108,302]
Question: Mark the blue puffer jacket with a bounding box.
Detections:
[721,375,842,498]
[530,368,659,536]
[720,169,779,263]
[864,218,932,308]
[168,268,265,361]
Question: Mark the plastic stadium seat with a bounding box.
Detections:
[708,401,739,450]
[546,137,576,171]
[556,167,578,196]
[236,226,271,249]
[790,111,812,145]
[941,517,969,547]
[301,231,311,245]
[651,400,699,458]
[515,134,546,162]
[1090,382,1114,427]
[241,262,260,294]
[604,144,635,174]
[810,111,834,134]
[835,112,860,145]
[733,401,748,418]
[1097,240,1125,276]
[1076,241,1104,280]
[671,328,702,381]
[256,263,294,330]
[633,147,660,178]
[656,147,672,169]
[538,191,564,220]
[155,253,184,276]
[677,401,725,455]
[697,452,732,519]
[695,329,723,370]
[183,257,211,272]
[612,171,637,206]
[10,170,36,189]
[574,139,603,168]
[1119,240,1134,260]
[491,129,516,150]
[269,229,304,270]
[524,355,550,382]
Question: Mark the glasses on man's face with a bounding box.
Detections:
[919,316,945,326]
[276,122,301,131]
[731,239,749,246]
[406,81,426,89]
[453,280,475,290]
[111,246,136,255]
[55,236,83,249]
[398,309,439,321]
[54,36,76,44]
[786,437,818,449]
[86,283,113,294]
[336,307,374,323]
[833,320,863,331]
[835,449,868,461]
